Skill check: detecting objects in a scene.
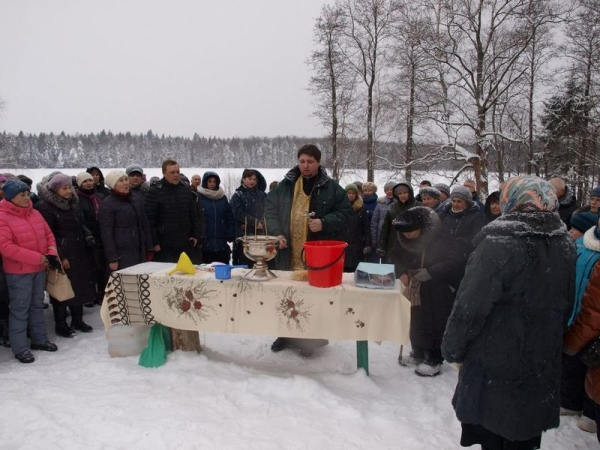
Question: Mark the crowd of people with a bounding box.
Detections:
[0,145,600,449]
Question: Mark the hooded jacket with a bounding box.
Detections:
[197,171,235,252]
[378,181,421,263]
[230,170,268,238]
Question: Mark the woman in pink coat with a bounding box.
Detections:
[0,180,59,363]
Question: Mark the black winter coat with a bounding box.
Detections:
[340,199,371,272]
[144,179,202,251]
[438,202,485,257]
[442,212,576,441]
[99,192,154,270]
[393,207,465,350]
[36,188,95,307]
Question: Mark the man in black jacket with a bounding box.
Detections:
[145,159,203,263]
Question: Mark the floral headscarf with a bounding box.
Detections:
[500,176,559,214]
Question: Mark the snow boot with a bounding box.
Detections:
[70,306,93,333]
[53,304,75,338]
[415,362,441,377]
[399,351,424,368]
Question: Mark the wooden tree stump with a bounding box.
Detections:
[170,328,201,352]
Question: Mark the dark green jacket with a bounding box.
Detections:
[265,166,351,270]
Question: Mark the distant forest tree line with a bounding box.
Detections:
[0,129,558,185]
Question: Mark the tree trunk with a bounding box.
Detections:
[171,329,201,352]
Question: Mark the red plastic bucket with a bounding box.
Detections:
[302,240,348,288]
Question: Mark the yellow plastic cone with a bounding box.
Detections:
[168,252,196,275]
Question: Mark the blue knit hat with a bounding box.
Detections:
[591,186,600,199]
[2,179,30,201]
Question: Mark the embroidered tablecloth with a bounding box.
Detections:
[100,262,410,343]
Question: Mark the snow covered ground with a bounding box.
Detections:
[0,306,596,450]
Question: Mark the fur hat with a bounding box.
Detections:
[571,212,598,233]
[126,164,144,176]
[345,183,359,193]
[104,170,128,190]
[384,182,396,191]
[450,185,474,207]
[419,186,441,199]
[591,186,600,199]
[47,173,73,192]
[392,207,424,232]
[2,179,30,201]
[434,183,450,198]
[76,172,93,187]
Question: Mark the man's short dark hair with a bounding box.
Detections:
[162,158,179,174]
[420,180,432,187]
[297,144,321,163]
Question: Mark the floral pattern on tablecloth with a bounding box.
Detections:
[163,279,217,325]
[275,286,311,332]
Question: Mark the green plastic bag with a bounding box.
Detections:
[138,323,172,368]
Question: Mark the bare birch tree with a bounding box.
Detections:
[308,4,360,181]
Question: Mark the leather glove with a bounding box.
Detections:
[376,248,386,257]
[412,269,432,282]
[45,254,61,270]
[363,247,371,255]
[85,235,96,247]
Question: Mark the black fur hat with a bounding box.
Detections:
[393,207,425,232]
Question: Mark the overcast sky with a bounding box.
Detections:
[0,0,329,138]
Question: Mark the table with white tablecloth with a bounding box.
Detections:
[100,262,411,373]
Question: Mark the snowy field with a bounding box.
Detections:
[0,306,596,450]
[0,166,586,449]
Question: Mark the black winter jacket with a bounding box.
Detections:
[442,212,576,441]
[230,170,268,238]
[393,207,466,350]
[145,179,202,251]
[340,199,371,272]
[36,188,95,307]
[99,192,154,270]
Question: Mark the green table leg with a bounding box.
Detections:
[356,340,369,375]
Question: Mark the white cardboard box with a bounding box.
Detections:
[354,262,397,289]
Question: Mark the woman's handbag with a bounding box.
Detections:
[46,263,75,302]
[579,336,600,368]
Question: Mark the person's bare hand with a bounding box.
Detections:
[308,218,323,233]
[61,259,70,270]
[277,235,288,249]
[109,261,118,271]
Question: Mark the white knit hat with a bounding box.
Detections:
[76,172,93,187]
[104,170,127,190]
